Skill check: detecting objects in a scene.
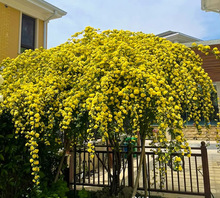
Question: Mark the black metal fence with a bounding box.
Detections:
[69,141,211,198]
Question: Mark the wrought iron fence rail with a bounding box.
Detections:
[70,141,211,198]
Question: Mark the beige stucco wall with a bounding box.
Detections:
[0,2,20,62]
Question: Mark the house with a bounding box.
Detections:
[158,31,220,114]
[157,31,220,96]
[184,39,220,115]
[0,0,66,62]
[157,31,220,88]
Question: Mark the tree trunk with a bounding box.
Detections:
[132,128,149,198]
[131,139,145,198]
[54,140,70,183]
[142,141,148,198]
[109,139,121,196]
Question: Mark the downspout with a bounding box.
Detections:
[44,10,57,49]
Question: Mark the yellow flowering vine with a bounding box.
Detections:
[0,27,217,185]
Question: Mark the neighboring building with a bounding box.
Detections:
[184,40,220,82]
[156,31,201,43]
[184,39,220,115]
[158,31,220,95]
[158,30,220,139]
[199,0,220,89]
[0,0,66,62]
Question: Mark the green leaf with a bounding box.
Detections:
[5,146,9,153]
[0,169,7,176]
[6,134,14,139]
[0,154,4,161]
[24,167,31,173]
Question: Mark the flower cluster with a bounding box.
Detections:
[0,75,4,102]
[191,42,220,152]
[192,42,220,59]
[0,27,216,183]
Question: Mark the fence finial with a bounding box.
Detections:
[201,141,206,147]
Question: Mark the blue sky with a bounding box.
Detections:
[46,0,220,49]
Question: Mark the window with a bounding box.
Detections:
[21,14,35,52]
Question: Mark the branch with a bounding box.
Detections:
[54,140,71,183]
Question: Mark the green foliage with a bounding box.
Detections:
[0,111,33,198]
[31,180,69,198]
[94,187,116,198]
[38,141,65,185]
[93,187,134,198]
[78,188,90,198]
[0,110,68,198]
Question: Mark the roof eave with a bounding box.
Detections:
[0,0,66,21]
[159,32,201,43]
[27,0,67,20]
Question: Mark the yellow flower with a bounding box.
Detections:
[130,93,135,98]
[30,146,35,151]
[175,156,181,162]
[32,154,38,159]
[155,87,159,91]
[134,89,139,95]
[193,96,197,100]
[118,91,123,96]
[141,93,146,97]
[104,132,108,138]
[34,160,39,165]
[146,97,150,102]
[33,149,39,153]
[34,113,40,118]
[32,167,39,172]
[35,133,40,138]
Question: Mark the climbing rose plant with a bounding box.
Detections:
[0,27,218,185]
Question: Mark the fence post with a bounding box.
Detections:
[73,144,77,198]
[69,150,74,189]
[128,144,134,187]
[201,141,211,198]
